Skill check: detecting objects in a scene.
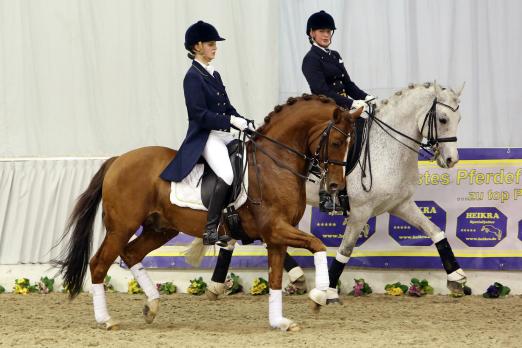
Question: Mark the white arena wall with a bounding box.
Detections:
[1,1,522,294]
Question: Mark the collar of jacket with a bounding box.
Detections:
[191,61,226,92]
[310,45,338,62]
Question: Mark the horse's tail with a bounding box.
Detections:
[183,238,210,267]
[52,156,118,299]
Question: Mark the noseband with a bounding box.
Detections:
[421,98,459,148]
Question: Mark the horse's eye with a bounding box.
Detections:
[332,141,341,147]
[439,118,448,125]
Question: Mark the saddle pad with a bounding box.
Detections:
[169,159,249,211]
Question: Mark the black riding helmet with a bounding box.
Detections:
[306,10,336,37]
[184,21,225,52]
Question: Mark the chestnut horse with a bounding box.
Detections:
[54,94,362,331]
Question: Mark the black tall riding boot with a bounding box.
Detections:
[203,177,232,247]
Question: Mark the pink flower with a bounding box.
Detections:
[353,282,364,297]
[408,284,422,297]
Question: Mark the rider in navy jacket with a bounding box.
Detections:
[160,21,252,246]
[302,11,371,110]
[302,11,374,212]
[160,61,242,182]
[302,45,367,109]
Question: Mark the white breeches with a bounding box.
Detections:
[202,131,235,185]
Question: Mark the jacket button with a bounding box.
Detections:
[217,92,220,95]
[342,74,345,77]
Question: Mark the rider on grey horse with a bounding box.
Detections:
[302,10,375,213]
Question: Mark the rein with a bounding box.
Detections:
[241,121,350,204]
[357,98,459,192]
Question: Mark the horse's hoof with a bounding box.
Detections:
[276,318,300,332]
[447,280,465,297]
[326,297,343,305]
[288,323,301,332]
[308,288,327,306]
[206,281,225,301]
[293,277,308,293]
[206,289,219,301]
[143,298,160,324]
[284,275,308,295]
[104,318,120,330]
[325,287,342,305]
[463,285,472,296]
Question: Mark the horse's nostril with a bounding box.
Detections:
[329,183,338,192]
[446,157,453,165]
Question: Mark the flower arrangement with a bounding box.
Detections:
[385,282,408,296]
[37,277,55,294]
[128,279,143,294]
[250,277,269,295]
[483,282,510,298]
[224,273,243,295]
[0,284,5,294]
[157,282,177,295]
[348,278,373,297]
[13,278,38,294]
[104,275,115,293]
[408,278,434,297]
[187,277,207,295]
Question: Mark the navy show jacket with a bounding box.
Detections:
[160,61,243,182]
[302,45,367,109]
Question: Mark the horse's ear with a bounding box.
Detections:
[433,80,443,96]
[333,107,343,123]
[348,107,363,122]
[454,82,466,97]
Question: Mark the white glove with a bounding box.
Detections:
[351,99,369,118]
[230,116,249,131]
[365,94,376,102]
[351,99,367,110]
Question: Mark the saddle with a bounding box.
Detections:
[200,139,255,245]
[200,139,245,208]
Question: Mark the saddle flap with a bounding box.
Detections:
[345,117,367,175]
[201,139,246,208]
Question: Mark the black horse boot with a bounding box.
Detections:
[203,177,232,247]
[337,188,350,215]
